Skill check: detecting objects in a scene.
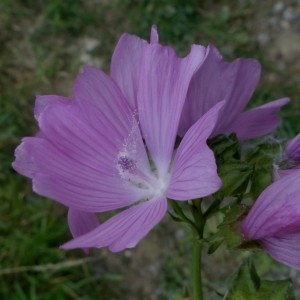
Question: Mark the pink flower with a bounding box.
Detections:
[242,170,300,269]
[13,27,222,252]
[178,45,289,140]
[284,134,300,168]
[275,134,300,179]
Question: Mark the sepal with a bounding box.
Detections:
[245,140,281,197]
[209,134,253,197]
[225,259,295,300]
[218,203,248,249]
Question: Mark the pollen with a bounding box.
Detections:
[117,155,136,172]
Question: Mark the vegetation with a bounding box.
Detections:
[1,0,299,298]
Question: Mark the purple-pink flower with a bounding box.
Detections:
[274,134,300,179]
[284,134,300,169]
[241,170,300,269]
[13,27,223,252]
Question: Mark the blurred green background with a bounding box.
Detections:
[1,0,300,299]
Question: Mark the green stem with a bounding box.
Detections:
[192,238,203,300]
[190,200,205,300]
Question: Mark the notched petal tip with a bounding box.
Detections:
[12,138,37,178]
[207,44,223,60]
[150,24,159,43]
[34,95,71,122]
[77,65,100,78]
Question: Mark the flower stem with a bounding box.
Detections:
[190,200,205,300]
[192,238,203,300]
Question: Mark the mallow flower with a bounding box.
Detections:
[241,170,300,269]
[178,44,289,140]
[13,28,223,252]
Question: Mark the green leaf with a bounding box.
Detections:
[209,134,254,197]
[226,260,295,300]
[226,260,260,300]
[209,133,240,155]
[218,203,248,249]
[244,140,281,198]
[256,280,295,300]
[217,160,253,197]
[250,166,273,198]
[207,238,224,255]
[218,223,242,249]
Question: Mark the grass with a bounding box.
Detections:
[1,0,300,299]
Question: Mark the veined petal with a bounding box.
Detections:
[71,67,152,176]
[277,167,300,179]
[261,233,300,269]
[34,95,70,121]
[14,73,154,212]
[285,133,300,165]
[13,139,37,178]
[110,34,148,110]
[73,66,139,138]
[242,170,300,240]
[138,43,206,177]
[179,44,261,136]
[68,208,99,253]
[167,102,224,200]
[13,138,148,212]
[61,198,168,252]
[223,98,289,140]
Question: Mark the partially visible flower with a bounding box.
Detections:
[241,170,300,269]
[178,45,289,140]
[13,27,223,252]
[283,133,300,169]
[274,134,300,179]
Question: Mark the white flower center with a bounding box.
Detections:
[117,151,168,199]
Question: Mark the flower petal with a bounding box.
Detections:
[167,102,224,200]
[13,137,147,212]
[72,67,151,176]
[13,138,37,178]
[138,43,206,177]
[13,68,154,212]
[68,208,100,253]
[110,33,148,110]
[179,44,261,137]
[277,167,300,179]
[285,133,300,165]
[242,170,300,240]
[223,98,289,140]
[261,233,300,269]
[34,95,70,121]
[61,198,168,252]
[73,66,140,140]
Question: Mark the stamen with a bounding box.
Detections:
[117,152,158,191]
[117,156,136,172]
[116,120,168,197]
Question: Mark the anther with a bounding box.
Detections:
[117,156,136,172]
